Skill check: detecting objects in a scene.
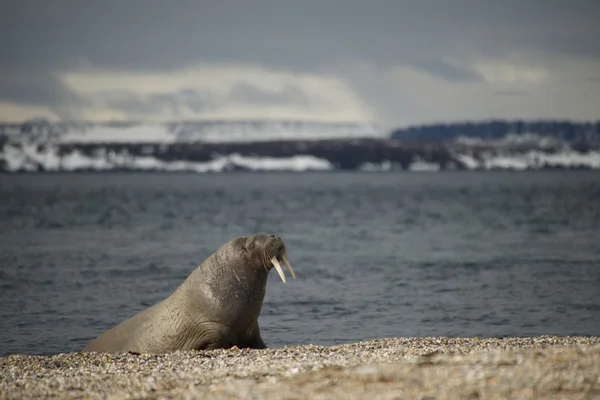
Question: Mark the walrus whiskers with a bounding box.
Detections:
[262,250,274,273]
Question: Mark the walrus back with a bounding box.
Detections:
[81,257,218,354]
[82,301,168,353]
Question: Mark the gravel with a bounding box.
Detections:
[2,336,599,399]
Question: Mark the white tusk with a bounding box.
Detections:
[282,256,296,279]
[271,257,286,283]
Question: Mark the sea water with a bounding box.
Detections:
[1,171,599,356]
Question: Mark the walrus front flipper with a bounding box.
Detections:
[244,320,267,349]
[193,323,239,350]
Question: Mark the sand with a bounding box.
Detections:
[1,336,599,399]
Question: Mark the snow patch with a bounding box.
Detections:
[455,133,564,148]
[4,120,385,145]
[453,153,481,169]
[408,156,440,172]
[61,124,176,144]
[3,142,600,173]
[359,160,400,172]
[463,149,600,170]
[1,144,332,172]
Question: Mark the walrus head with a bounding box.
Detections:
[243,233,295,283]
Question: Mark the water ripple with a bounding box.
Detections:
[1,171,599,356]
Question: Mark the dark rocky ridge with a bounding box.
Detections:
[53,139,458,170]
[391,119,600,145]
[3,138,599,172]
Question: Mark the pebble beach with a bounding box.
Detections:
[2,336,599,399]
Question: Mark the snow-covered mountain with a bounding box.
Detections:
[2,119,600,172]
[0,119,386,144]
[453,133,565,149]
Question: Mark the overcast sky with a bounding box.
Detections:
[1,0,599,127]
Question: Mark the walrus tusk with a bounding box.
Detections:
[282,256,296,279]
[271,257,287,283]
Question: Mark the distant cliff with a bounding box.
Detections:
[2,119,600,172]
[391,120,600,146]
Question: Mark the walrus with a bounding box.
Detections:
[82,233,295,354]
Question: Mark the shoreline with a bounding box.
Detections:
[2,336,599,399]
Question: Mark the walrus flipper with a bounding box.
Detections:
[244,320,267,349]
[192,322,239,350]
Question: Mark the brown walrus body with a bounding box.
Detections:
[82,233,295,354]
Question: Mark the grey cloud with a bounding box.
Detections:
[0,68,86,107]
[408,60,481,83]
[337,65,420,128]
[98,92,176,116]
[2,0,598,72]
[91,89,219,117]
[178,89,219,113]
[82,83,312,118]
[492,90,530,97]
[229,83,311,106]
[1,0,599,121]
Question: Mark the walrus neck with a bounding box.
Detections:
[175,252,268,320]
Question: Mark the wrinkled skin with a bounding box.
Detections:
[82,233,286,354]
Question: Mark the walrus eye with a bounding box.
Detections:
[248,241,255,249]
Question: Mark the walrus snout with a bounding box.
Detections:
[271,237,285,257]
[261,233,283,255]
[262,234,295,283]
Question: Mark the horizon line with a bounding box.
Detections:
[1,117,599,129]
